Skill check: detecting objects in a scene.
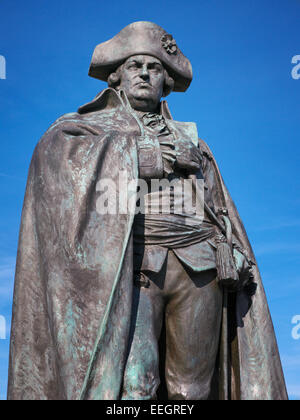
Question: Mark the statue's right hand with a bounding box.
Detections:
[175,139,202,173]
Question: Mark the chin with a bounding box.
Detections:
[128,91,159,112]
[132,88,153,100]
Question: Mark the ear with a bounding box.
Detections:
[107,71,121,90]
[162,72,175,97]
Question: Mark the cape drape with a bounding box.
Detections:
[7,89,288,400]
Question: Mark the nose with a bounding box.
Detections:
[139,64,150,80]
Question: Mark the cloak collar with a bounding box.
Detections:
[77,88,173,120]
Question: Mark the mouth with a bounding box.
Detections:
[135,82,152,88]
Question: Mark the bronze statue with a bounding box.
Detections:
[8,22,288,400]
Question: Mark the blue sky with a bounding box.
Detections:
[0,0,299,400]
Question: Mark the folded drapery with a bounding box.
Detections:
[134,213,216,248]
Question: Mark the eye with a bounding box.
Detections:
[127,62,140,70]
[148,64,163,73]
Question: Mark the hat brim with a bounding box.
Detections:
[88,22,193,92]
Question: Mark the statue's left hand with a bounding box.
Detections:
[233,248,254,291]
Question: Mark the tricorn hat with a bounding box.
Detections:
[89,21,193,92]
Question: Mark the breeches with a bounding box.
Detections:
[121,250,223,400]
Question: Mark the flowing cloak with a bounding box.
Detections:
[7,88,288,400]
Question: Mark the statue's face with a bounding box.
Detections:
[118,55,165,112]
